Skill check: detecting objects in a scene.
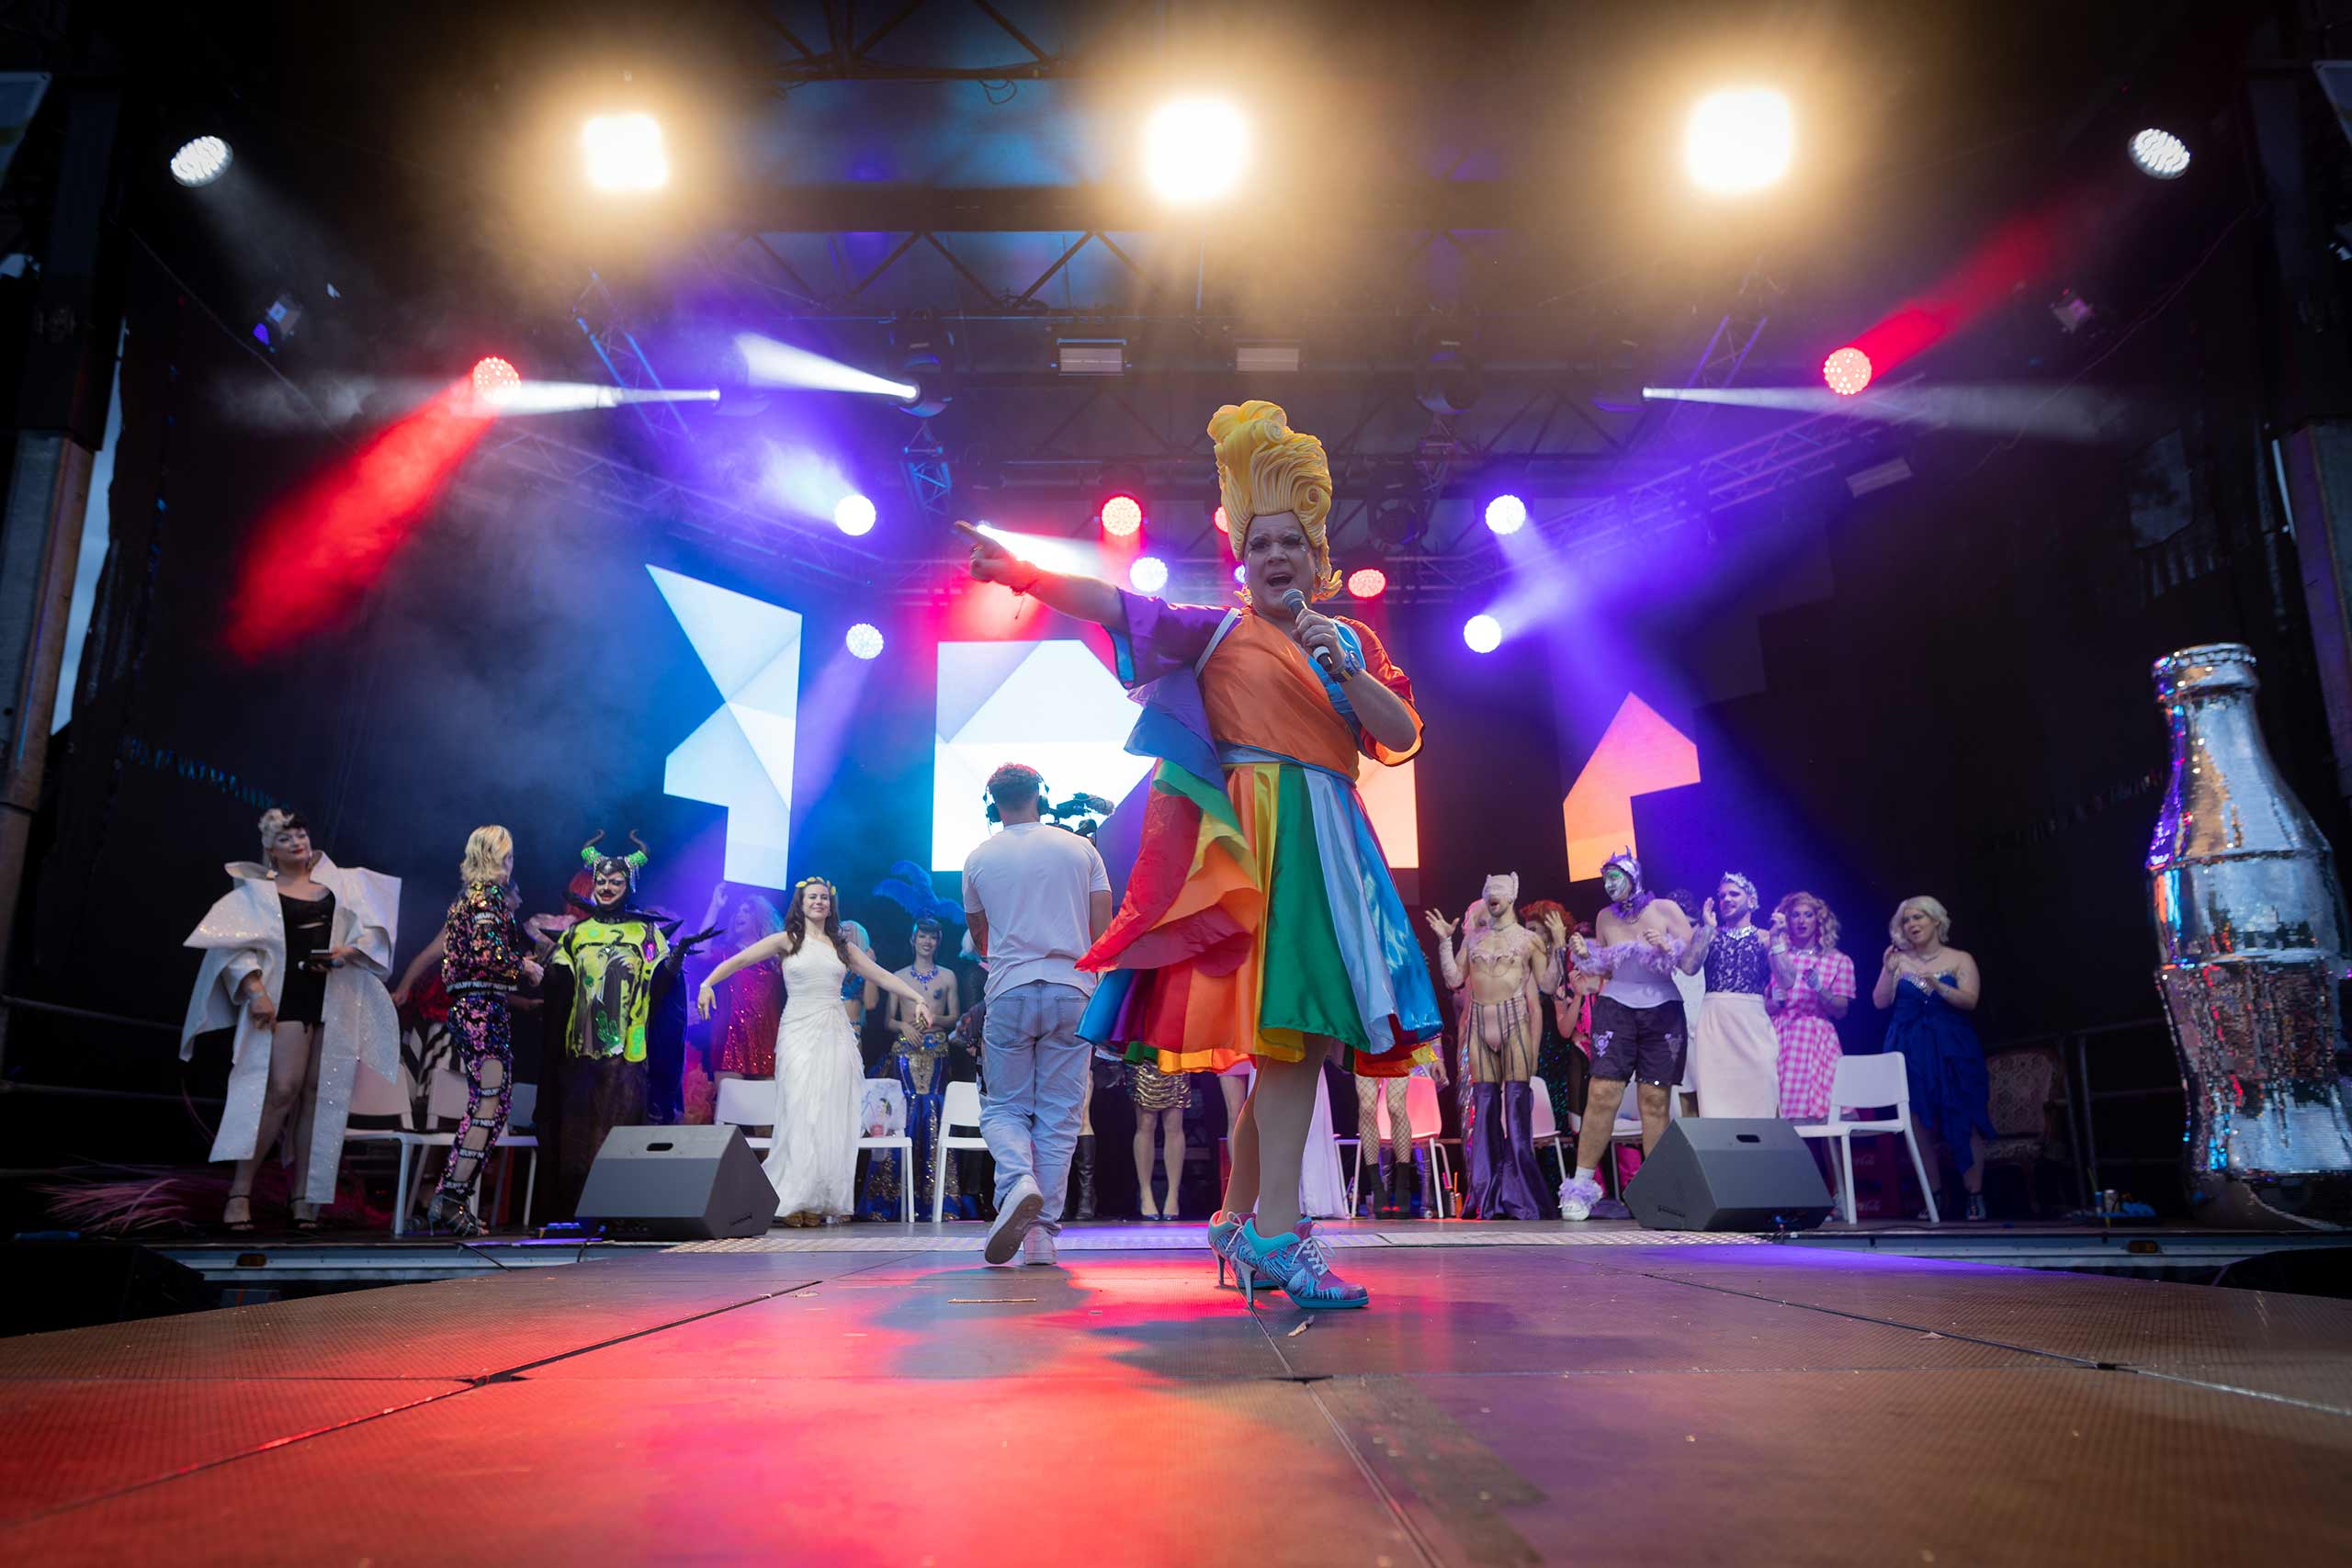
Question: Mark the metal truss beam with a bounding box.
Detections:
[1460,384,1946,589]
[465,425,907,590]
[741,181,1599,237]
[901,420,953,520]
[571,272,695,440]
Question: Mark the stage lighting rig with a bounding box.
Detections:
[170,135,232,187]
[2128,129,2190,181]
[1685,90,1793,195]
[892,313,953,419]
[582,113,669,192]
[1144,98,1249,204]
[1413,322,1481,417]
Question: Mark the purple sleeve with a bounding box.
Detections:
[1108,591,1229,690]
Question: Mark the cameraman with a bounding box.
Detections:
[961,763,1114,1267]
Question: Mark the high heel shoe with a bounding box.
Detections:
[290,1200,320,1232]
[1229,1218,1370,1311]
[1209,1211,1283,1292]
[222,1195,254,1234]
[422,1191,484,1239]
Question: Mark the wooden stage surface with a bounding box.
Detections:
[4,1222,2349,1565]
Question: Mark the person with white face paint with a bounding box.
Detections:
[1679,873,1782,1119]
[1430,873,1564,1219]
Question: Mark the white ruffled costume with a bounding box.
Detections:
[179,857,402,1205]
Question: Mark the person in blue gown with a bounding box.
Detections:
[1872,896,1993,1220]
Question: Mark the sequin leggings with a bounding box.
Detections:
[433,993,513,1207]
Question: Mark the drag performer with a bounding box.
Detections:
[181,809,401,1231]
[695,885,785,1082]
[862,917,975,1220]
[1559,851,1693,1222]
[544,832,695,1217]
[1129,1059,1192,1218]
[1875,895,1992,1220]
[424,826,542,1235]
[1429,874,1562,1219]
[957,398,1437,1308]
[700,877,935,1224]
[1680,873,1781,1118]
[1521,899,1590,1162]
[1769,890,1853,1122]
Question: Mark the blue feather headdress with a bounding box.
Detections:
[873,860,963,928]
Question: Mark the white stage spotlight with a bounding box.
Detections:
[1685,90,1792,195]
[1463,615,1503,654]
[171,136,232,187]
[2129,130,2190,180]
[583,114,670,192]
[1145,98,1249,203]
[834,493,877,536]
[1128,556,1169,593]
[845,623,886,660]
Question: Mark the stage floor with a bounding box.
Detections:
[6,1231,2350,1565]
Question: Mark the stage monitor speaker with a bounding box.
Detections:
[575,1125,778,1240]
[1623,1119,1834,1233]
[0,1241,218,1335]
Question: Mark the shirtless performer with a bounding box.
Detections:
[1429,874,1565,1219]
[878,917,972,1217]
[1558,851,1694,1222]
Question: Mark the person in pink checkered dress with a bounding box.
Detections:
[1767,891,1854,1120]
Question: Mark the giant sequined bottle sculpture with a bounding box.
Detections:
[2147,644,2352,1228]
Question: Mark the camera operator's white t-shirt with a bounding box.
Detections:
[961,822,1112,1005]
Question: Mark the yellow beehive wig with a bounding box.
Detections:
[1208,400,1340,602]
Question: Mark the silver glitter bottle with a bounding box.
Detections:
[2147,643,2352,1227]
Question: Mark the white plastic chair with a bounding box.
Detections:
[855,1080,916,1226]
[1528,1077,1571,1184]
[932,1079,990,1222]
[714,1076,775,1151]
[1794,1052,1940,1225]
[1344,1076,1454,1218]
[350,1067,538,1235]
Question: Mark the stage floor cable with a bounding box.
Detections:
[4,1228,2349,1564]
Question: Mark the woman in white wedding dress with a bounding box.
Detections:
[699,877,934,1225]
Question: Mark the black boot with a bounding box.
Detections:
[1074,1134,1097,1222]
[1374,1151,1404,1218]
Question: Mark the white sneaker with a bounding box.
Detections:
[1021,1226,1058,1267]
[984,1175,1044,1265]
[1560,1175,1605,1223]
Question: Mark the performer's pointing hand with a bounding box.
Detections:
[954,521,1022,585]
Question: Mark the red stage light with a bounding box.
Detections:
[1823,347,1872,397]
[1213,504,1229,533]
[1100,494,1143,536]
[224,384,495,660]
[1347,567,1388,599]
[470,356,520,399]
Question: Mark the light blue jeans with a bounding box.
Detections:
[979,980,1092,1233]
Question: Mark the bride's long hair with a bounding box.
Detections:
[784,877,853,964]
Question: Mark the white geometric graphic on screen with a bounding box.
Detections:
[933,639,1156,871]
[649,565,801,887]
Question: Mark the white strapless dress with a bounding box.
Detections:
[764,941,865,1219]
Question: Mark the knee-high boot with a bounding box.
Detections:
[1074,1134,1097,1221]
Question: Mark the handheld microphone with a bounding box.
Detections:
[1279,589,1340,676]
